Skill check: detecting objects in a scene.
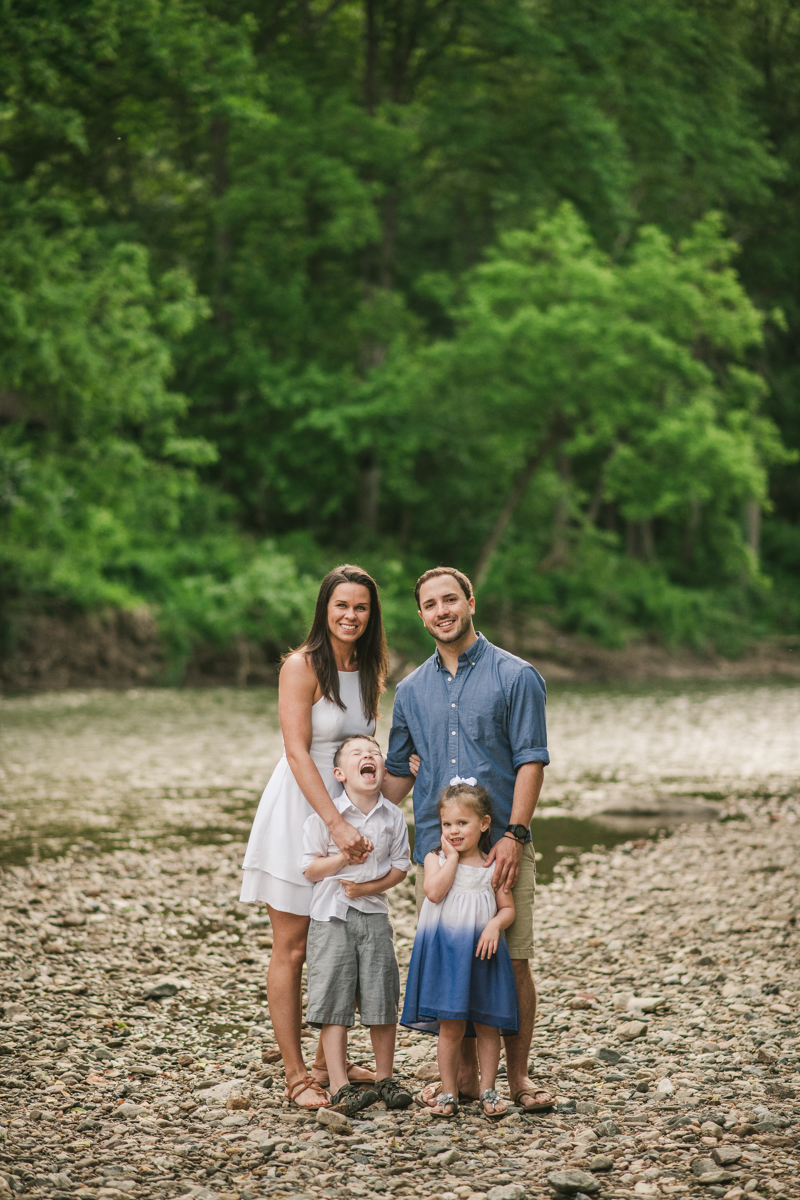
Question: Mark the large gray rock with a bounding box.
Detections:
[690,1158,733,1184]
[616,1020,648,1042]
[315,1106,352,1133]
[202,1079,249,1108]
[547,1170,601,1194]
[247,1128,277,1149]
[142,975,184,999]
[487,1187,524,1200]
[589,1155,614,1172]
[712,1146,742,1166]
[112,1102,145,1119]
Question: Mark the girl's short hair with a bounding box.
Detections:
[437,781,493,854]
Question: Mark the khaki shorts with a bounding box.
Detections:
[306,910,399,1027]
[414,841,536,960]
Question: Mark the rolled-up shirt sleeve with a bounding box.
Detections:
[389,811,412,872]
[385,688,416,777]
[508,665,550,770]
[301,813,330,874]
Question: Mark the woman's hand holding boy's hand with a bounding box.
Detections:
[331,819,373,862]
[475,918,501,960]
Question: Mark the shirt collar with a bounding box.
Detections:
[434,630,487,672]
[336,790,390,818]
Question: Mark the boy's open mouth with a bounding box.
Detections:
[360,761,377,779]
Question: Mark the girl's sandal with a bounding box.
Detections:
[429,1091,458,1119]
[480,1088,507,1119]
[284,1075,330,1110]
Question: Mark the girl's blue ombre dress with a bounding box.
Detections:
[401,853,519,1037]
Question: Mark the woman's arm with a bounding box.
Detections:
[280,653,370,861]
[423,845,458,903]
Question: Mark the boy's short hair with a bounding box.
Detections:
[414,567,473,609]
[333,734,383,768]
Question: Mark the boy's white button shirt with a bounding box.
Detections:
[302,791,411,922]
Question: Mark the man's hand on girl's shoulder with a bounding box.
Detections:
[486,835,523,893]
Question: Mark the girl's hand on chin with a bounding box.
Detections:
[442,835,459,860]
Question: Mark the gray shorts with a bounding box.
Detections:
[306,909,400,1028]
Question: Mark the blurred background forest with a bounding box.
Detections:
[2,0,800,685]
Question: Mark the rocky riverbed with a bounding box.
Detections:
[0,684,798,1200]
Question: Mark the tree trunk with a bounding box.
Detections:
[473,431,561,589]
[745,498,761,561]
[358,453,381,532]
[364,0,378,115]
[211,115,230,329]
[538,454,571,571]
[681,499,701,570]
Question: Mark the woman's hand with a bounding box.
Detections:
[409,754,421,777]
[476,919,501,960]
[330,819,372,862]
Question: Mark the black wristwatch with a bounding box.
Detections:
[504,823,528,843]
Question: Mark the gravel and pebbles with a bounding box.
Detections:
[0,684,798,1200]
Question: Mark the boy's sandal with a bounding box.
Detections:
[284,1075,330,1110]
[512,1085,555,1112]
[429,1091,458,1118]
[375,1078,413,1109]
[480,1088,507,1119]
[330,1083,379,1117]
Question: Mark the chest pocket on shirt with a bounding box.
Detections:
[466,692,507,752]
[370,825,394,861]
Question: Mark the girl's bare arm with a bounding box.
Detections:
[476,889,515,959]
[423,848,458,902]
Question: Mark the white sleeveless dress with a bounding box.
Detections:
[240,670,375,915]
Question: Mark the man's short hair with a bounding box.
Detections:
[414,567,474,609]
[333,734,382,768]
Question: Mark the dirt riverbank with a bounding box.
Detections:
[1,612,798,692]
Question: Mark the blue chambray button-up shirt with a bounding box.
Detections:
[385,632,549,865]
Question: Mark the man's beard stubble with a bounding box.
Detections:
[429,611,472,645]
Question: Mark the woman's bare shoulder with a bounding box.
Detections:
[280,650,318,693]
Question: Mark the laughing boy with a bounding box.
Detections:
[302,734,413,1116]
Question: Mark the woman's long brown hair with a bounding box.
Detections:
[286,564,389,723]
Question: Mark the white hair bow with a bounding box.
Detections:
[449,775,477,787]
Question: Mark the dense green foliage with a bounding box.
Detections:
[2,0,799,666]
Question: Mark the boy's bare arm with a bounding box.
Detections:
[343,867,406,899]
[303,851,351,883]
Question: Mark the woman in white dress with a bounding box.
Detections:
[240,564,389,1109]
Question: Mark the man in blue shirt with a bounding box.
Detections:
[384,567,554,1112]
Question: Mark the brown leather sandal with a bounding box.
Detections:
[284,1074,331,1109]
[311,1059,376,1087]
[513,1085,555,1112]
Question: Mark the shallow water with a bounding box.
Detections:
[1,680,798,880]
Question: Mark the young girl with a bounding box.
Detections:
[400,779,519,1118]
